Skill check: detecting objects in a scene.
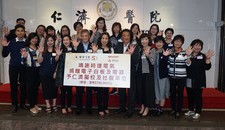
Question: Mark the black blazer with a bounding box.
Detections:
[114,42,140,73]
[76,41,92,53]
[186,52,211,88]
[157,53,169,79]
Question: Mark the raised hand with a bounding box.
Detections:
[157,30,164,36]
[2,27,10,36]
[38,45,44,54]
[26,30,30,37]
[71,38,80,48]
[0,37,9,46]
[91,25,97,34]
[43,32,47,38]
[127,44,136,54]
[137,31,142,38]
[186,46,193,56]
[55,46,62,56]
[163,48,171,56]
[205,49,215,59]
[20,48,28,58]
[143,46,150,56]
[91,43,98,53]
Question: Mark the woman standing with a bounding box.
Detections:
[91,32,112,118]
[136,33,155,117]
[168,35,188,119]
[21,32,42,114]
[55,35,75,114]
[153,36,170,117]
[72,22,83,42]
[90,17,107,44]
[38,35,62,113]
[185,39,214,119]
[164,28,174,49]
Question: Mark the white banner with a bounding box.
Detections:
[63,53,131,88]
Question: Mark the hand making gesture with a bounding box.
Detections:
[91,43,98,53]
[0,37,9,46]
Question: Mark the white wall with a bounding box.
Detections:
[1,0,221,88]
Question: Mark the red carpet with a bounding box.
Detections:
[0,84,225,109]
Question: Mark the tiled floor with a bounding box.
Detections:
[0,105,225,130]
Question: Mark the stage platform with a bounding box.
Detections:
[0,105,225,130]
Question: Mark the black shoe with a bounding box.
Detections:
[76,109,82,115]
[20,104,29,110]
[155,110,163,117]
[150,110,158,117]
[169,110,176,116]
[175,112,180,119]
[12,105,18,113]
[115,108,126,114]
[87,109,92,115]
[125,111,134,118]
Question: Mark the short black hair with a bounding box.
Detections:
[154,36,165,43]
[16,18,25,23]
[121,29,133,42]
[73,22,83,30]
[165,28,174,35]
[140,33,152,46]
[111,22,122,35]
[190,39,204,50]
[172,34,185,45]
[15,24,25,31]
[46,25,55,31]
[26,32,39,47]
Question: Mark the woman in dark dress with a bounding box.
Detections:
[38,35,62,113]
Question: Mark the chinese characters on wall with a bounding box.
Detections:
[50,9,161,24]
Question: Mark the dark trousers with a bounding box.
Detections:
[118,72,137,113]
[127,73,137,113]
[169,78,186,113]
[9,66,26,106]
[118,88,126,110]
[97,87,109,112]
[76,87,93,110]
[60,86,72,108]
[26,67,40,108]
[186,87,203,113]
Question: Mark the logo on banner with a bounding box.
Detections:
[97,0,117,20]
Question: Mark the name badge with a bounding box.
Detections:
[177,54,183,58]
[52,53,56,56]
[141,55,146,59]
[197,55,203,59]
[97,49,103,53]
[87,49,92,53]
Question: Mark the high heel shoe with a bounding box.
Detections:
[67,107,73,114]
[104,110,109,115]
[98,111,105,118]
[62,108,67,114]
[141,112,149,118]
[52,106,58,112]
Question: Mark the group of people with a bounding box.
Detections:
[0,17,214,120]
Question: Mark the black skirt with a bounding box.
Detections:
[41,75,58,100]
